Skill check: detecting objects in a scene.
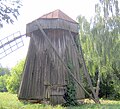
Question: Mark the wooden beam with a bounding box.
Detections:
[0,34,25,49]
[69,31,100,103]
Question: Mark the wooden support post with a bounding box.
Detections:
[35,20,99,103]
[69,31,100,103]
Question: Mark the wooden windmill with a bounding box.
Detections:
[18,9,85,105]
[0,9,99,105]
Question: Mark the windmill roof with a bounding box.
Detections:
[40,9,76,23]
[26,9,79,36]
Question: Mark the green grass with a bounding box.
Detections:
[0,92,120,109]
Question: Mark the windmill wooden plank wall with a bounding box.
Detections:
[18,9,85,105]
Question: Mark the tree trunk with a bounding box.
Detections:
[95,68,101,98]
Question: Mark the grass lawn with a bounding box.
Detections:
[0,92,120,109]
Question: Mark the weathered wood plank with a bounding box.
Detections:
[19,25,85,104]
[26,18,78,37]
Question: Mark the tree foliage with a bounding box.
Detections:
[0,67,10,76]
[0,67,10,92]
[99,0,119,17]
[63,60,78,106]
[77,0,120,99]
[0,0,22,27]
[6,59,25,94]
[0,75,8,92]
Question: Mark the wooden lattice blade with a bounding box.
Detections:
[0,31,24,59]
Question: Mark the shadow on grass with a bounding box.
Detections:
[67,104,120,109]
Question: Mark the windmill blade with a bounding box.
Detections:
[0,31,25,60]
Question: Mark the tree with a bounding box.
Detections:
[0,67,10,76]
[6,59,25,93]
[0,0,22,28]
[93,0,120,98]
[0,67,10,92]
[0,75,8,92]
[99,0,119,18]
[77,0,120,99]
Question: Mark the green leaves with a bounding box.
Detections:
[0,75,8,92]
[99,0,119,18]
[0,67,10,92]
[77,0,120,98]
[6,59,25,94]
[0,0,22,27]
[63,60,78,106]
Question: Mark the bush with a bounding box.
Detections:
[6,59,25,93]
[0,67,10,92]
[0,75,8,92]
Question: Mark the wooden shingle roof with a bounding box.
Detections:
[40,9,76,23]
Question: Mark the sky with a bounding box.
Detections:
[0,0,98,68]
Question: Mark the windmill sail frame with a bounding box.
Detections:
[0,31,24,59]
